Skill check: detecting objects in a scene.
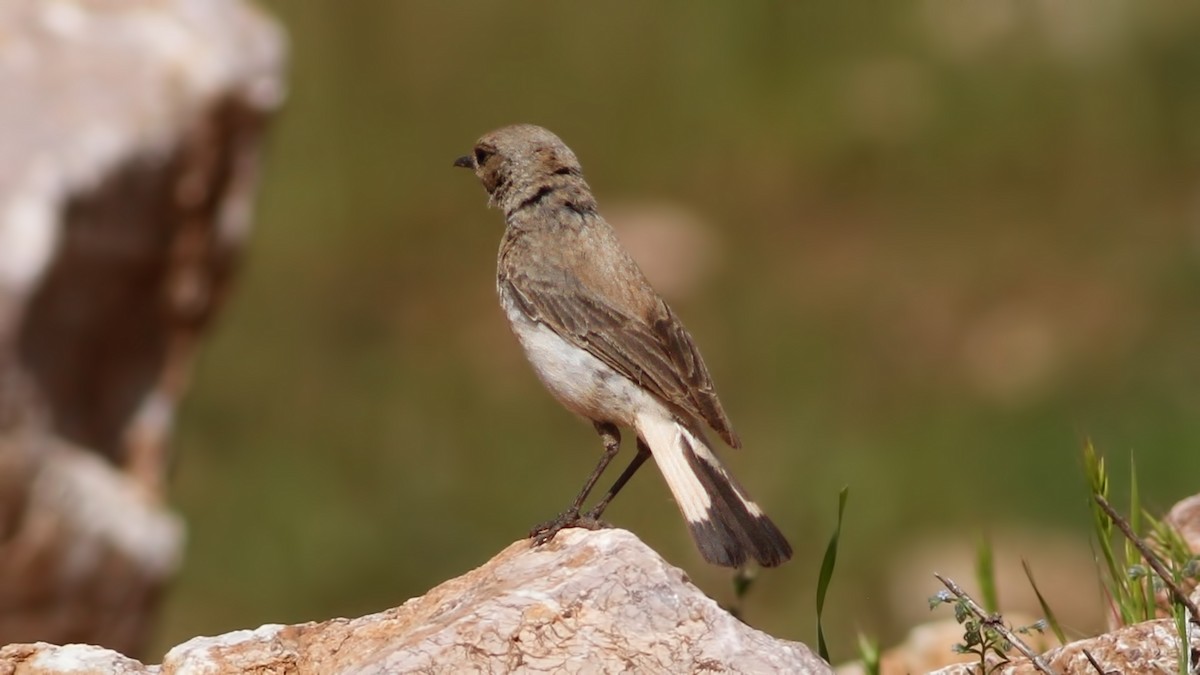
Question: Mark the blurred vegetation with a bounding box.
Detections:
[159,1,1200,663]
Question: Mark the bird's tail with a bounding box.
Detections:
[636,412,793,568]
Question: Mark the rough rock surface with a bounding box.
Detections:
[0,0,284,656]
[0,528,831,675]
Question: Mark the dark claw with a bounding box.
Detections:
[529,509,610,547]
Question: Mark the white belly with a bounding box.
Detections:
[499,286,665,426]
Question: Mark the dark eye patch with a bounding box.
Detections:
[474,147,492,165]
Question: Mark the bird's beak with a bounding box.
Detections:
[453,155,475,169]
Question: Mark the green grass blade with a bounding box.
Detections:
[1126,454,1152,622]
[856,631,881,675]
[1084,441,1133,624]
[1174,604,1188,675]
[816,486,849,663]
[976,534,998,613]
[1021,559,1067,645]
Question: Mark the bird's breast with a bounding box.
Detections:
[497,284,660,427]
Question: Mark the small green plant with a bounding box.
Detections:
[917,443,1198,674]
[815,486,849,663]
[1085,441,1200,674]
[1083,441,1152,625]
[929,583,1048,675]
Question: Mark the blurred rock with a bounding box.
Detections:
[1032,0,1126,64]
[887,530,1104,638]
[920,0,1019,62]
[1166,492,1200,554]
[0,0,284,656]
[0,643,147,675]
[606,201,720,300]
[836,615,1056,675]
[959,303,1060,404]
[1146,492,1200,623]
[921,0,1124,66]
[842,58,933,145]
[0,528,831,674]
[0,435,183,657]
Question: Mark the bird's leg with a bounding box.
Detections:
[583,438,651,521]
[530,421,621,546]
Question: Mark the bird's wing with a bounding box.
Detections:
[501,272,741,448]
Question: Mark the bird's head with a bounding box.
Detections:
[454,124,586,213]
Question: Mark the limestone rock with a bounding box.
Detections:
[0,529,831,674]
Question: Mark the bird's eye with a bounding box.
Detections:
[474,148,492,165]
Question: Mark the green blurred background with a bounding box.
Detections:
[159,1,1200,663]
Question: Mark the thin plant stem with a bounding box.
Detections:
[934,573,1056,675]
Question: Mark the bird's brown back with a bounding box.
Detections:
[498,203,741,448]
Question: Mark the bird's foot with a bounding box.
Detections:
[529,508,609,547]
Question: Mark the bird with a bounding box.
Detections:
[454,124,792,568]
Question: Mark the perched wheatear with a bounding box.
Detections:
[455,124,792,567]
